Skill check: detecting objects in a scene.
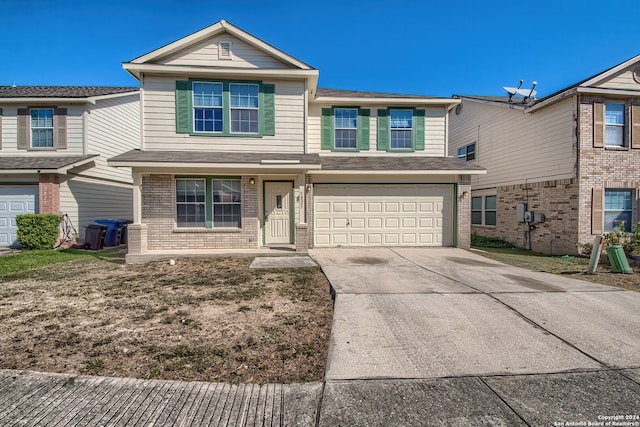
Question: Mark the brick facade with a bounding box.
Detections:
[577,96,640,246]
[38,173,60,214]
[471,179,580,255]
[141,174,260,250]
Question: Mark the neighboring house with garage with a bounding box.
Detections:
[109,20,485,261]
[449,54,640,255]
[0,86,139,247]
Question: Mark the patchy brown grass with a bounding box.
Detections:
[0,256,333,384]
[473,248,640,292]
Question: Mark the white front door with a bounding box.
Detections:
[265,181,292,245]
[0,187,39,247]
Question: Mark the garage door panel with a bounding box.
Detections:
[314,184,452,248]
[0,187,38,247]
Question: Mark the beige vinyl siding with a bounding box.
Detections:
[307,104,447,156]
[0,106,84,153]
[85,94,139,183]
[142,76,305,153]
[59,176,133,238]
[594,67,640,90]
[449,98,576,188]
[157,35,291,69]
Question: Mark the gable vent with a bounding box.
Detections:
[218,41,232,60]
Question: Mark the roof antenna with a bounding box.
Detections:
[503,80,537,104]
[11,80,16,87]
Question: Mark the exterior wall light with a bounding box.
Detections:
[249,177,256,185]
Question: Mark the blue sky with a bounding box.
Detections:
[1,0,638,98]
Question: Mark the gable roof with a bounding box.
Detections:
[454,53,640,112]
[128,20,314,70]
[0,86,138,99]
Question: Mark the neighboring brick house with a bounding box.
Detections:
[0,86,140,247]
[449,55,640,255]
[108,20,484,261]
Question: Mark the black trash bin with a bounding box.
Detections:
[84,224,107,250]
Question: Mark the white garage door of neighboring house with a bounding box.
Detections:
[314,184,453,247]
[0,187,38,247]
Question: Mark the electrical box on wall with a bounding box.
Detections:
[517,203,528,223]
[534,212,545,223]
[524,211,534,223]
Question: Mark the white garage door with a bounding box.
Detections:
[0,187,38,247]
[314,184,453,247]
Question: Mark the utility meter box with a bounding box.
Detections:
[517,203,528,223]
[534,212,545,223]
[524,211,534,223]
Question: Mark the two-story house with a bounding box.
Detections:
[109,21,484,261]
[0,86,139,247]
[449,55,640,255]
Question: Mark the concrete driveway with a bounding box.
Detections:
[310,247,640,426]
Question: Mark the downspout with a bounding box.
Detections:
[82,107,89,156]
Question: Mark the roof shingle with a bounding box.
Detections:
[0,86,138,98]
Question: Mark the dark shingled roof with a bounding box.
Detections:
[320,156,485,171]
[110,150,322,165]
[317,88,441,100]
[0,155,98,171]
[0,86,139,98]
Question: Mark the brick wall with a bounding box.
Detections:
[141,174,260,250]
[577,96,640,246]
[472,179,580,255]
[457,175,471,249]
[38,173,60,214]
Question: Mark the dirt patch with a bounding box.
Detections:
[347,257,387,265]
[0,257,333,384]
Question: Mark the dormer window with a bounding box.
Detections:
[218,41,232,60]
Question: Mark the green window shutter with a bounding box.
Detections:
[321,108,333,150]
[54,108,67,149]
[262,84,275,136]
[414,109,425,151]
[377,109,389,151]
[358,108,370,151]
[17,108,29,150]
[175,80,191,133]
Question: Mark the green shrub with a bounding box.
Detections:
[471,233,516,249]
[16,214,61,250]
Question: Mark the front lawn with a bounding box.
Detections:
[472,247,640,292]
[0,255,333,384]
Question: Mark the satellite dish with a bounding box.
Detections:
[503,80,537,103]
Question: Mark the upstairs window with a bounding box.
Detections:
[334,108,358,149]
[458,143,476,161]
[390,109,413,150]
[605,102,625,147]
[193,82,223,133]
[30,108,54,148]
[229,83,259,134]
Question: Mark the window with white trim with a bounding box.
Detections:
[605,102,625,147]
[604,189,633,232]
[334,108,357,149]
[471,195,497,226]
[458,143,476,161]
[193,82,223,133]
[176,178,206,227]
[213,178,242,227]
[230,84,259,134]
[30,108,54,148]
[390,109,413,150]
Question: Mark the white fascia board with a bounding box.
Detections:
[87,91,140,104]
[122,63,319,80]
[308,169,486,175]
[57,155,99,173]
[580,54,640,87]
[528,87,640,113]
[313,96,457,107]
[108,161,322,170]
[1,169,59,174]
[456,96,528,111]
[129,20,313,70]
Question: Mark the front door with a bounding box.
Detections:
[264,181,292,245]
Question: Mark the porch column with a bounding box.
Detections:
[298,173,306,224]
[127,172,147,258]
[457,175,472,249]
[132,172,142,224]
[295,173,309,253]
